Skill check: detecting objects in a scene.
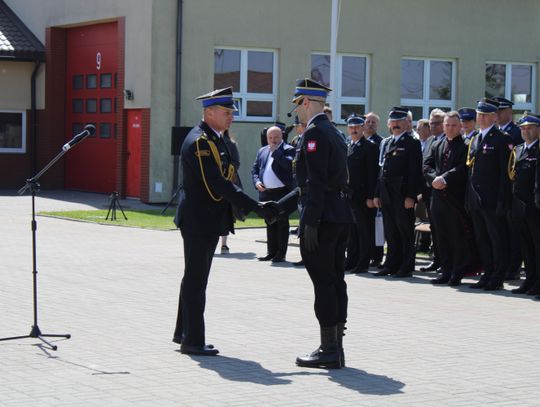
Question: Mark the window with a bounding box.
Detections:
[86,74,97,89]
[0,111,26,154]
[311,53,369,122]
[485,62,536,117]
[214,48,277,121]
[400,58,455,120]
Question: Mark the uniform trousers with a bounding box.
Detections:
[346,204,371,270]
[517,205,540,285]
[300,222,349,327]
[174,232,219,346]
[260,187,290,257]
[430,191,477,278]
[469,208,509,283]
[381,187,416,273]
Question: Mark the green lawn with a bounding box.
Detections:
[39,209,299,230]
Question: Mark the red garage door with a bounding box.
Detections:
[65,22,118,193]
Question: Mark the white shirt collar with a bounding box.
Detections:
[306,112,326,128]
[480,124,495,138]
[392,131,407,142]
[500,121,512,130]
[525,139,538,150]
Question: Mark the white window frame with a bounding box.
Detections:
[311,53,370,123]
[485,61,537,113]
[0,110,26,154]
[400,57,456,119]
[214,47,278,122]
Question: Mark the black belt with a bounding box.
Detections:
[265,186,288,192]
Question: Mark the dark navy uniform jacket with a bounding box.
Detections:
[513,141,539,206]
[376,132,423,200]
[175,121,258,236]
[251,142,296,190]
[501,121,524,146]
[347,137,379,205]
[294,113,353,227]
[466,125,512,212]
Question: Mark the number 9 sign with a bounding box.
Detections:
[96,52,102,70]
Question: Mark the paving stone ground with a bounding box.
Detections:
[1,190,539,406]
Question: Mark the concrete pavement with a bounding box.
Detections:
[0,190,539,406]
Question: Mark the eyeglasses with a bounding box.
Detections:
[430,121,443,125]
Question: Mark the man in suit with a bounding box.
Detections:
[252,126,295,262]
[423,111,478,286]
[466,98,513,291]
[173,87,276,356]
[344,114,379,274]
[419,109,446,272]
[364,112,384,267]
[493,97,524,281]
[510,114,540,295]
[373,106,423,278]
[278,79,353,369]
[459,107,478,145]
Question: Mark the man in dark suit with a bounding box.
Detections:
[364,112,384,267]
[510,114,540,295]
[252,126,295,262]
[493,97,524,281]
[344,114,379,274]
[373,107,423,278]
[278,79,353,369]
[459,107,478,145]
[466,98,513,291]
[173,87,276,356]
[423,111,478,286]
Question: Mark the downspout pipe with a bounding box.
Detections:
[172,0,183,191]
[30,60,42,176]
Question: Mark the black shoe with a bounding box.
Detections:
[483,280,504,291]
[469,277,488,289]
[292,260,304,267]
[290,228,298,235]
[354,268,369,274]
[180,344,219,356]
[271,256,286,263]
[420,262,440,272]
[369,260,382,268]
[431,276,450,285]
[526,284,540,296]
[448,276,462,287]
[393,269,413,278]
[258,254,275,261]
[512,281,533,294]
[374,268,394,276]
[296,347,341,369]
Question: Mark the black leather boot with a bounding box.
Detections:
[337,322,346,368]
[296,326,341,369]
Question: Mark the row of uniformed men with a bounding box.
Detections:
[341,99,540,296]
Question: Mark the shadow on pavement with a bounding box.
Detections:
[186,354,405,395]
[214,252,257,260]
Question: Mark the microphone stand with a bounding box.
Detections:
[0,148,71,351]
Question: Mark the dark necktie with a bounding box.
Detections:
[442,141,451,169]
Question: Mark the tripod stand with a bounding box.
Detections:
[105,191,127,221]
[161,184,183,215]
[0,152,71,351]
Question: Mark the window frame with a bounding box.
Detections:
[485,61,537,113]
[0,110,27,154]
[311,52,370,124]
[400,57,456,119]
[214,47,278,122]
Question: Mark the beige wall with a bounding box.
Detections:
[0,61,38,110]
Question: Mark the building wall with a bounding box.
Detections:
[3,0,540,201]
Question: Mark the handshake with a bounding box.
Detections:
[254,201,281,225]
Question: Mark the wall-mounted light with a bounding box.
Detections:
[124,89,134,100]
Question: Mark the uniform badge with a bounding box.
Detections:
[307,140,317,152]
[195,149,211,157]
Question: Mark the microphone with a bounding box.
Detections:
[62,124,96,151]
[286,104,299,118]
